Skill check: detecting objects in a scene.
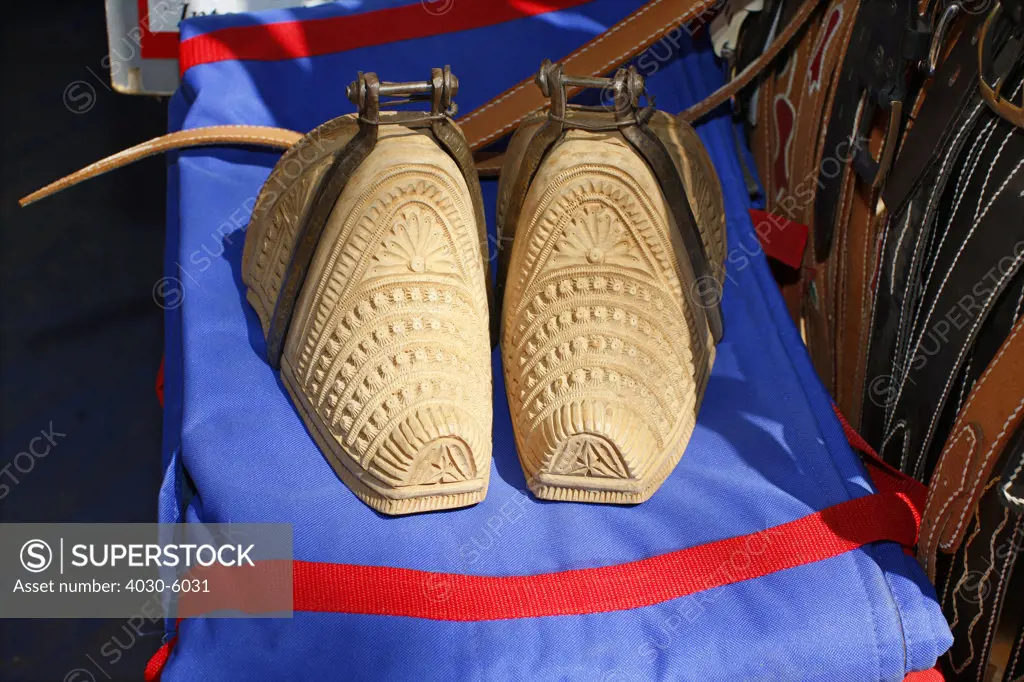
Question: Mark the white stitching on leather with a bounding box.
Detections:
[1014,280,1024,323]
[948,478,999,675]
[1008,620,1024,679]
[897,157,1024,461]
[898,80,1023,409]
[943,396,1024,550]
[1000,441,1024,505]
[891,115,1002,414]
[959,506,1014,679]
[977,512,1023,682]
[921,425,978,566]
[889,210,911,296]
[883,102,982,433]
[879,419,907,468]
[956,354,974,415]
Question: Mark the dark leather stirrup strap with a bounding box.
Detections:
[919,318,1024,580]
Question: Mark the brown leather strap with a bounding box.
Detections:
[470,0,821,173]
[433,0,807,167]
[681,0,823,123]
[919,318,1024,580]
[18,125,302,206]
[456,0,721,151]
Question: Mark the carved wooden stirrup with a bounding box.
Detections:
[496,62,727,504]
[242,68,493,515]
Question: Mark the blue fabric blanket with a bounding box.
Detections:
[155,2,951,679]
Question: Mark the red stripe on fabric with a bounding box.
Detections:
[144,408,928,675]
[289,490,918,621]
[137,0,181,60]
[178,0,595,75]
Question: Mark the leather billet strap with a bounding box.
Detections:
[496,61,724,345]
[680,0,824,123]
[455,0,728,151]
[919,318,1024,580]
[472,0,825,173]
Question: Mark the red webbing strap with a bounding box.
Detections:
[177,0,594,75]
[904,665,945,681]
[144,414,926,678]
[144,635,177,682]
[833,405,928,514]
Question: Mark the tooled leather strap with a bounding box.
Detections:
[18,126,302,206]
[919,318,1024,580]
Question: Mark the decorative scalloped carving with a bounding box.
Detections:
[502,132,711,504]
[269,127,491,515]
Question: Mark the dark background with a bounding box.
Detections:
[1,1,167,679]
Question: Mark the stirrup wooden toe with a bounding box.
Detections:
[243,68,494,515]
[496,63,725,504]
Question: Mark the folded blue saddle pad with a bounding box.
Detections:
[152,1,952,679]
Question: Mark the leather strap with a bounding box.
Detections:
[862,79,1024,464]
[680,0,823,123]
[18,125,302,206]
[881,11,986,219]
[937,463,1023,680]
[919,318,1024,579]
[455,0,723,151]
[474,0,823,173]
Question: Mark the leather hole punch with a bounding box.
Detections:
[495,62,726,504]
[242,68,495,515]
